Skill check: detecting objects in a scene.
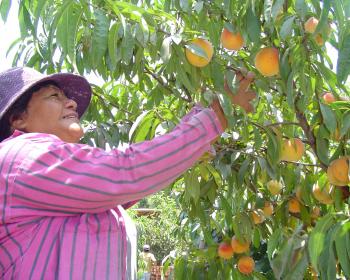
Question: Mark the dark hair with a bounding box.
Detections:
[0,81,59,142]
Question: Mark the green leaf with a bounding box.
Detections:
[284,249,308,280]
[179,0,190,13]
[320,103,337,133]
[337,32,350,84]
[266,128,280,166]
[0,0,11,22]
[18,1,34,38]
[340,112,350,137]
[216,90,233,119]
[129,111,154,143]
[319,223,338,279]
[238,158,251,186]
[280,16,295,40]
[246,7,260,43]
[270,237,294,278]
[263,0,273,23]
[121,23,135,64]
[193,1,203,14]
[314,0,331,35]
[267,228,282,260]
[295,0,307,19]
[334,221,350,278]
[47,0,73,61]
[91,8,110,68]
[32,0,48,38]
[56,2,83,63]
[332,0,344,28]
[252,227,261,248]
[280,48,291,82]
[184,170,200,204]
[176,67,197,93]
[108,22,122,70]
[315,135,329,165]
[271,0,284,20]
[174,257,186,279]
[206,164,222,186]
[308,213,334,272]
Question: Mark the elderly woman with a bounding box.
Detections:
[0,67,251,279]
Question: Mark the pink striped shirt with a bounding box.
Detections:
[0,106,222,279]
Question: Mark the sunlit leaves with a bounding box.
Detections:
[56,2,83,64]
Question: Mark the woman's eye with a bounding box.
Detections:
[51,93,59,98]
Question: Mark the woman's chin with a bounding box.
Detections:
[66,123,84,143]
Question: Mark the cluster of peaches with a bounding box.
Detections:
[184,16,327,76]
[216,141,350,275]
[217,236,255,275]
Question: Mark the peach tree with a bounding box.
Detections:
[2,0,350,278]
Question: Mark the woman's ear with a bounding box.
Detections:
[10,112,28,131]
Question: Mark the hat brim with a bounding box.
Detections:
[28,73,92,119]
[0,70,92,121]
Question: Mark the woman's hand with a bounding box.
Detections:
[210,69,255,131]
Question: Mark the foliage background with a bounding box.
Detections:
[129,190,185,263]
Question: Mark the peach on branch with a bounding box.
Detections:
[304,17,319,33]
[267,180,283,195]
[217,242,234,259]
[288,197,301,213]
[322,92,336,104]
[220,28,244,51]
[312,183,334,205]
[251,210,265,224]
[327,157,350,186]
[280,138,305,162]
[231,236,250,254]
[237,256,255,275]
[254,47,279,77]
[262,201,274,217]
[185,38,213,67]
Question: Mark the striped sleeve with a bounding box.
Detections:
[10,107,223,215]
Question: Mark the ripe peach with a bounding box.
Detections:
[315,33,324,46]
[311,206,321,219]
[288,198,301,213]
[237,256,255,275]
[231,236,250,254]
[251,210,265,224]
[220,28,244,51]
[267,180,283,195]
[322,92,336,104]
[185,38,213,67]
[280,138,305,162]
[262,201,274,217]
[304,17,319,33]
[312,183,334,205]
[254,47,279,77]
[217,242,234,259]
[327,157,350,186]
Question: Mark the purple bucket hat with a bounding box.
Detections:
[0,67,92,121]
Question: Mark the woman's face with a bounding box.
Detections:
[11,85,84,143]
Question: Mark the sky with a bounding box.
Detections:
[0,2,339,74]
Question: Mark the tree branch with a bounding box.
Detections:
[294,94,327,171]
[144,67,192,103]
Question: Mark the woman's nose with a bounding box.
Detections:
[65,97,78,110]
